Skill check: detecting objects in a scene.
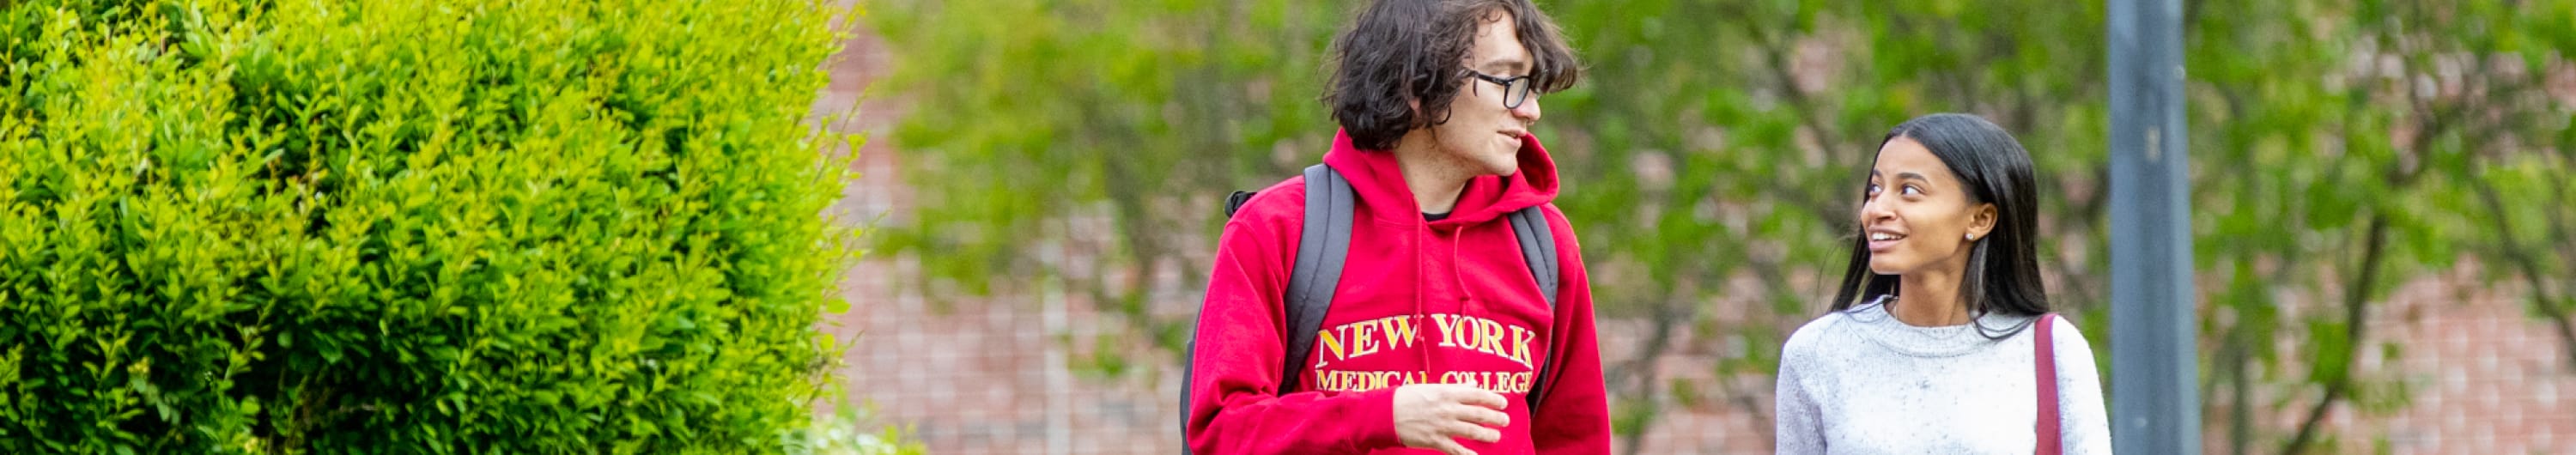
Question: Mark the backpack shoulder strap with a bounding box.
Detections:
[1224,191,1258,218]
[1506,205,1560,306]
[2035,312,2063,455]
[1280,164,1355,395]
[1506,204,1560,410]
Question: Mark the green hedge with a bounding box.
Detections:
[0,0,861,452]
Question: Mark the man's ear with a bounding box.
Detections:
[1407,97,1449,128]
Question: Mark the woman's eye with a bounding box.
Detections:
[1902,185,1923,196]
[1865,184,1881,196]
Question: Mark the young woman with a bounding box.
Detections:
[1774,113,2111,454]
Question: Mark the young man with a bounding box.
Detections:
[1182,1,1607,453]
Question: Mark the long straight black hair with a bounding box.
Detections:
[1828,113,2051,339]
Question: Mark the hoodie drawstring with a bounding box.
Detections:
[1418,219,1487,389]
[1414,220,1437,385]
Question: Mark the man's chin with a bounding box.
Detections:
[1484,152,1522,176]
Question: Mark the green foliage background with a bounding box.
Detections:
[0,0,884,452]
[866,0,2576,452]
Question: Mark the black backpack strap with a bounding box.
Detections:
[1280,164,1355,394]
[1181,165,1355,453]
[1180,309,1204,452]
[1223,191,1258,217]
[1506,204,1560,410]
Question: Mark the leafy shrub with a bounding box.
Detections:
[0,0,865,452]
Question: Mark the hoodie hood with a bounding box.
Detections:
[1322,129,1562,227]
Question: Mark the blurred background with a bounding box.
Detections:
[817,0,2576,453]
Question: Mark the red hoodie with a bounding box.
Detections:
[1184,130,1611,454]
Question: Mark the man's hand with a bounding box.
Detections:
[1392,383,1510,455]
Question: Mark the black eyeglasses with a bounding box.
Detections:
[1470,72,1535,109]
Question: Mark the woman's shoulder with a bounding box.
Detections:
[1781,310,1859,357]
[1786,296,1896,351]
[2021,312,2088,339]
[2037,312,2099,354]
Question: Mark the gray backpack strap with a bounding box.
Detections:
[1506,205,1560,410]
[1181,165,1354,453]
[1280,164,1355,394]
[1507,205,1559,306]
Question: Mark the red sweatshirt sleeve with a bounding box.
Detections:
[1185,205,1404,453]
[1528,206,1613,453]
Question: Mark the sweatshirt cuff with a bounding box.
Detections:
[1352,386,1403,450]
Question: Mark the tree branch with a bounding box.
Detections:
[2467,166,2576,373]
[2281,214,2389,455]
[2224,322,2253,455]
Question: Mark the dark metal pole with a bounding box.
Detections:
[2107,0,2199,453]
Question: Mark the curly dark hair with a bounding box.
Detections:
[1324,0,1583,151]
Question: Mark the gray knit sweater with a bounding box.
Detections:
[1774,300,2112,454]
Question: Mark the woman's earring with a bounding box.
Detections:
[1965,234,1975,241]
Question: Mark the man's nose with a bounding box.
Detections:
[1511,96,1541,121]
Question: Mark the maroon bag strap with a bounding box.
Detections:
[2035,312,2063,455]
